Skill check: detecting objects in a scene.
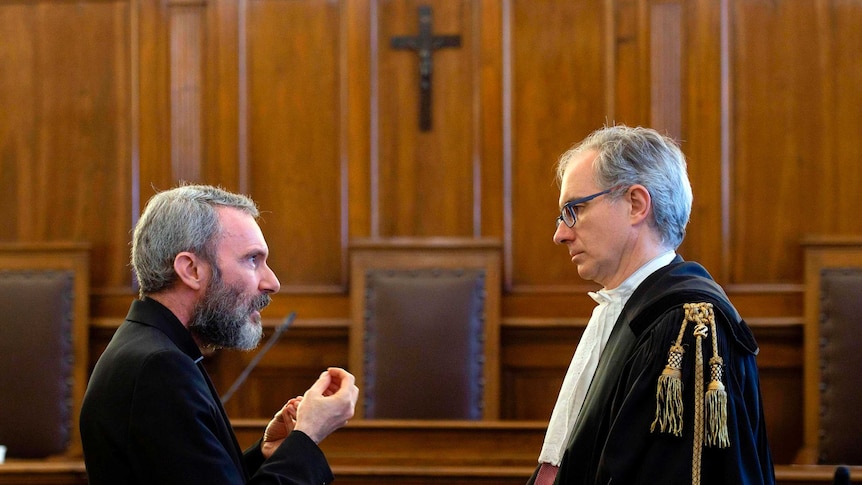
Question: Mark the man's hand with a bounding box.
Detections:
[294,367,359,444]
[261,396,302,458]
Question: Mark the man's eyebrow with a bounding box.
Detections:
[243,248,268,259]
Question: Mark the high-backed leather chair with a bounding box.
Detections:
[0,243,89,458]
[349,239,501,420]
[798,237,862,465]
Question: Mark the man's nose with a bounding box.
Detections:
[261,265,280,294]
[553,223,572,245]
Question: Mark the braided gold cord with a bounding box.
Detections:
[688,303,710,485]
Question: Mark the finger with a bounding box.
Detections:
[326,368,355,388]
[326,367,354,383]
[285,402,298,420]
[319,369,341,396]
[305,370,334,397]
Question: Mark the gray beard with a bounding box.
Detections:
[188,272,269,351]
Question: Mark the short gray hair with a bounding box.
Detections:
[556,125,693,249]
[131,184,260,297]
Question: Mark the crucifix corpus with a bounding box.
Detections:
[390,5,462,131]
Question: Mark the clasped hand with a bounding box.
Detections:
[261,367,359,457]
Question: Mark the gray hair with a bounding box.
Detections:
[556,125,693,249]
[131,184,260,297]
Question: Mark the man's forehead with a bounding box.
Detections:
[215,207,266,246]
[559,151,598,200]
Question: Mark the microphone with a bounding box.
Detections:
[220,312,296,404]
[833,466,851,485]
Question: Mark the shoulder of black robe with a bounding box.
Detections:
[624,257,758,354]
[555,256,774,485]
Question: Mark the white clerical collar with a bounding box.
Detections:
[591,250,677,304]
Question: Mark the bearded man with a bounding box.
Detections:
[80,184,358,485]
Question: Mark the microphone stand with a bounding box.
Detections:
[220,312,296,404]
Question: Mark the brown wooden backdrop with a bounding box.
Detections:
[3,0,862,465]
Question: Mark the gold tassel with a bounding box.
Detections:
[651,305,692,437]
[651,342,686,436]
[705,356,730,448]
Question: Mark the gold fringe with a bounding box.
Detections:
[651,356,684,436]
[651,304,687,437]
[705,356,730,448]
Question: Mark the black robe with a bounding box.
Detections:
[80,297,333,485]
[531,256,775,485]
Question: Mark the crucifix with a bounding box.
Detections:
[390,5,461,131]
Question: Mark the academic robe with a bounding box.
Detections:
[80,297,334,485]
[529,256,775,485]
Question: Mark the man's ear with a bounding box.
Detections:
[628,184,652,224]
[174,251,208,291]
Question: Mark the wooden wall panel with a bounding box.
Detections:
[4,0,862,468]
[216,325,350,419]
[244,0,346,290]
[0,1,132,290]
[500,325,584,420]
[649,1,682,139]
[137,0,173,206]
[376,0,477,238]
[169,2,205,183]
[508,0,613,289]
[677,0,726,279]
[613,0,649,126]
[191,321,805,462]
[730,0,862,284]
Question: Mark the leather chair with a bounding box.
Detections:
[799,238,862,465]
[0,244,89,458]
[349,239,501,420]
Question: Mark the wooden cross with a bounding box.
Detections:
[390,5,461,131]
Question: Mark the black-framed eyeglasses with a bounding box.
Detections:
[555,189,612,228]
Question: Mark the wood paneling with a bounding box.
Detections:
[376,1,477,238]
[3,0,862,470]
[508,0,611,289]
[127,317,801,462]
[649,1,683,138]
[244,0,346,290]
[730,0,862,283]
[9,0,856,300]
[679,0,726,278]
[0,1,132,289]
[169,2,205,182]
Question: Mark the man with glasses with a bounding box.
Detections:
[528,125,774,485]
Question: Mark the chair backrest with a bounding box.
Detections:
[0,243,89,458]
[799,237,862,465]
[349,239,501,420]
